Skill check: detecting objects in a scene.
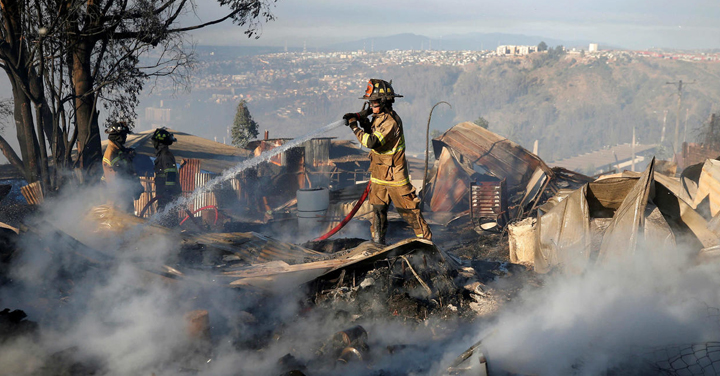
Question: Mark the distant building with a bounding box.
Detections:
[589,43,599,53]
[496,45,538,56]
[145,107,172,124]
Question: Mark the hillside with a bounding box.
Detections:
[380,54,720,162]
[143,51,720,164]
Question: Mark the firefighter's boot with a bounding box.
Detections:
[371,204,389,245]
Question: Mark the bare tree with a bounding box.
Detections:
[0,0,277,190]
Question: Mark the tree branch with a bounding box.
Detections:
[167,9,239,33]
[0,133,24,175]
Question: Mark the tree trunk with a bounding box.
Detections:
[9,76,40,183]
[28,68,65,173]
[72,39,102,180]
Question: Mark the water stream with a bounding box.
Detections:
[150,119,346,222]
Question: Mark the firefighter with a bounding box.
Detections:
[343,79,432,244]
[152,128,181,226]
[102,121,142,212]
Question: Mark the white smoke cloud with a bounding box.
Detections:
[472,241,720,375]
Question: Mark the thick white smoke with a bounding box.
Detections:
[468,240,720,375]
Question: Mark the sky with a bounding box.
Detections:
[183,0,720,50]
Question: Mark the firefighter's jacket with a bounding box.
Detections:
[154,145,181,199]
[102,140,137,185]
[102,140,143,202]
[351,110,410,190]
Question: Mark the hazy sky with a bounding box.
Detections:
[183,0,720,50]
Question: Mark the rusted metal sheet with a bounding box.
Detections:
[428,147,472,212]
[20,181,44,205]
[678,142,720,171]
[179,158,201,194]
[304,138,332,167]
[470,179,508,229]
[220,238,454,290]
[432,122,553,191]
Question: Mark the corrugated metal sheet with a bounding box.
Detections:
[432,122,553,191]
[20,181,44,205]
[305,138,332,167]
[231,178,242,200]
[180,158,201,194]
[428,147,471,212]
[194,173,217,218]
[134,177,156,218]
[183,232,324,265]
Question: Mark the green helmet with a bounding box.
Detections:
[359,79,403,103]
[152,128,176,145]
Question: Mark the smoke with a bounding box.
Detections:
[151,119,345,222]
[0,172,447,376]
[469,239,720,375]
[8,153,720,375]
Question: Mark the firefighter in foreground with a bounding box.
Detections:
[343,79,432,244]
[152,128,181,226]
[102,122,142,212]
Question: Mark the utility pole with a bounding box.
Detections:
[631,125,636,172]
[683,108,689,143]
[666,79,695,155]
[660,109,668,143]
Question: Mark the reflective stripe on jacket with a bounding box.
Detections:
[154,146,181,197]
[102,140,135,184]
[352,110,410,186]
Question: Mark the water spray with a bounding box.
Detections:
[150,120,346,223]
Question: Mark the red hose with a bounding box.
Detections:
[313,181,371,241]
[180,205,219,226]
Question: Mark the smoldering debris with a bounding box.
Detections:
[0,196,526,376]
[9,126,720,375]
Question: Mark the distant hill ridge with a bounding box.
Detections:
[325,32,600,52]
[194,32,606,57]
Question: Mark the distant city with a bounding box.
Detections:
[139,44,720,143]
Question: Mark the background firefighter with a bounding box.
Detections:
[102,122,143,213]
[152,128,181,227]
[343,79,432,244]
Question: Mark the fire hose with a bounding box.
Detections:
[139,196,218,227]
[313,181,371,242]
[180,205,219,226]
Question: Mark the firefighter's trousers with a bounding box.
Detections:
[368,183,432,244]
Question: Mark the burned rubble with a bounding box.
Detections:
[4,122,720,375]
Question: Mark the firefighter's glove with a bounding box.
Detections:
[343,112,358,126]
[357,107,372,118]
